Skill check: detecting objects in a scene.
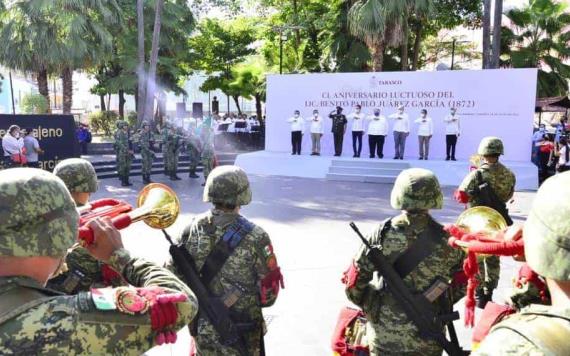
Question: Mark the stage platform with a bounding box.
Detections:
[235,151,538,190]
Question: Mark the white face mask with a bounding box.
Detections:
[14,132,20,138]
[314,113,318,117]
[294,114,299,118]
[356,109,361,113]
[421,114,427,118]
[398,110,404,114]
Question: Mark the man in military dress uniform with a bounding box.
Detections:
[167,166,284,356]
[139,122,155,184]
[329,106,348,156]
[455,136,516,308]
[344,168,464,355]
[0,168,197,354]
[474,172,570,355]
[114,120,133,186]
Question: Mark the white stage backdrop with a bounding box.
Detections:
[265,69,537,162]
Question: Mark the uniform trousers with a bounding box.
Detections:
[333,131,344,156]
[368,135,385,158]
[291,131,302,154]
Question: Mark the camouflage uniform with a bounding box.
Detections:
[0,168,198,354]
[345,168,464,355]
[187,132,202,179]
[201,128,215,185]
[164,127,181,180]
[139,123,155,184]
[167,166,283,356]
[458,137,516,305]
[474,172,570,355]
[114,121,133,186]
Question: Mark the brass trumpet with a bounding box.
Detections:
[78,183,180,245]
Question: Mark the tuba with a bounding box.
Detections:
[78,183,180,245]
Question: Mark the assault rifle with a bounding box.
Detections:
[349,222,466,356]
[471,171,513,225]
[162,230,248,356]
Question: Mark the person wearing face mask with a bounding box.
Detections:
[388,106,410,160]
[287,110,304,155]
[306,109,324,156]
[443,107,461,161]
[2,125,24,168]
[347,105,365,158]
[415,109,434,160]
[329,106,348,156]
[366,109,388,158]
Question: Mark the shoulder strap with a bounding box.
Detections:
[200,216,255,286]
[494,312,570,355]
[0,284,57,324]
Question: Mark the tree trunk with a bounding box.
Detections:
[143,0,164,127]
[411,25,423,71]
[255,94,262,123]
[491,0,503,69]
[62,67,73,114]
[232,96,241,114]
[156,90,166,125]
[482,0,492,69]
[370,38,385,72]
[136,0,146,125]
[99,94,106,111]
[401,17,409,71]
[119,89,125,118]
[106,94,111,113]
[36,68,51,113]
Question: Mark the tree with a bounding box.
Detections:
[142,0,164,125]
[502,0,570,97]
[482,0,492,68]
[229,59,267,120]
[491,0,504,68]
[137,0,146,123]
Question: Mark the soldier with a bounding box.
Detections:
[114,120,133,186]
[186,129,202,179]
[201,127,215,187]
[47,158,123,294]
[167,126,182,181]
[140,122,155,184]
[455,136,516,308]
[167,165,283,356]
[0,168,197,354]
[474,172,570,355]
[343,168,464,355]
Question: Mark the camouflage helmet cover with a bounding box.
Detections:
[524,171,570,280]
[116,120,128,129]
[478,136,504,155]
[0,168,79,257]
[53,158,98,193]
[390,168,443,210]
[203,165,252,206]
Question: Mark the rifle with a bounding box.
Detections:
[162,230,249,356]
[472,171,513,226]
[349,222,466,356]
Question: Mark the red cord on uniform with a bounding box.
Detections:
[454,190,469,204]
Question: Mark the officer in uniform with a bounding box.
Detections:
[139,122,155,184]
[0,168,197,354]
[344,168,464,355]
[474,172,570,355]
[167,166,284,356]
[329,106,348,156]
[201,127,215,187]
[186,130,202,179]
[455,136,516,308]
[114,120,133,186]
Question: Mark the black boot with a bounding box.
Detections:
[170,173,181,181]
[123,175,132,186]
[189,169,199,178]
[142,174,150,184]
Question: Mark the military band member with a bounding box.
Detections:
[114,121,133,186]
[139,122,155,184]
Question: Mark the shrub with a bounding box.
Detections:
[89,111,119,136]
[21,94,49,114]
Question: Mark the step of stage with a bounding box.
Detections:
[326,159,411,184]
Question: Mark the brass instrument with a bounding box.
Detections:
[78,183,180,245]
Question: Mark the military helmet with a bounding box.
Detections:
[0,168,79,257]
[53,158,98,193]
[116,120,128,129]
[390,168,443,210]
[478,136,504,156]
[203,165,252,206]
[524,172,570,280]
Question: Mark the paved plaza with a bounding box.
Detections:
[92,173,536,356]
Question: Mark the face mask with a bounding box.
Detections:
[294,114,299,118]
[314,113,318,117]
[422,114,427,118]
[398,110,404,114]
[356,109,361,113]
[374,112,380,117]
[14,133,19,138]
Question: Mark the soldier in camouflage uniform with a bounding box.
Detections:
[344,168,464,355]
[187,130,202,179]
[139,122,155,184]
[455,137,516,308]
[201,127,215,187]
[114,120,133,187]
[0,168,197,354]
[474,171,570,355]
[167,165,284,356]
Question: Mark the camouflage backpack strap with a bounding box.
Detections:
[493,311,570,355]
[0,281,61,325]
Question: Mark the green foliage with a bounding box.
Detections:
[89,111,119,136]
[21,94,48,114]
[502,0,570,97]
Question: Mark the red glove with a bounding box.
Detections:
[454,189,469,204]
[341,260,359,289]
[260,267,284,304]
[137,287,188,345]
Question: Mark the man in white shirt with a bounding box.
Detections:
[414,109,434,160]
[444,107,461,161]
[23,128,44,168]
[557,136,570,173]
[1,124,24,168]
[388,105,410,160]
[306,109,324,156]
[347,104,365,158]
[287,110,304,155]
[366,108,388,158]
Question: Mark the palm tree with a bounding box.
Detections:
[400,0,433,71]
[503,0,570,97]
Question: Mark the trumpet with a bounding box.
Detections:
[78,183,180,245]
